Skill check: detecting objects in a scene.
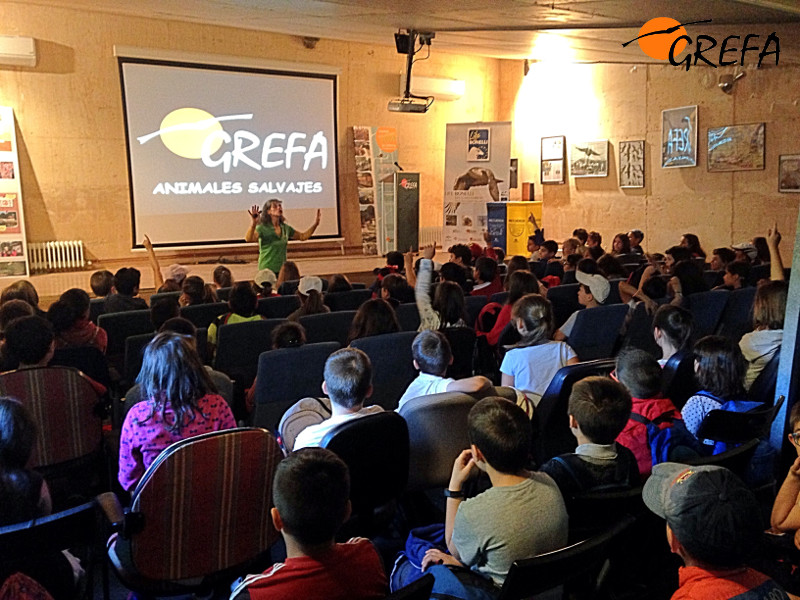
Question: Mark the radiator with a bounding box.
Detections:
[419,226,442,248]
[29,240,85,273]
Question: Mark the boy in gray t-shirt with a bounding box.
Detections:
[422,398,568,592]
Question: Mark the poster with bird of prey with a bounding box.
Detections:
[570,140,609,177]
[661,105,697,168]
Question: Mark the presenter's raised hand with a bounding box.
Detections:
[248,205,261,223]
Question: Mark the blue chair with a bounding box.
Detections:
[684,290,730,339]
[98,310,155,371]
[606,279,624,305]
[490,291,509,305]
[213,318,285,390]
[464,295,487,328]
[620,302,661,358]
[324,289,372,311]
[252,342,340,431]
[396,303,421,331]
[148,291,181,305]
[546,284,581,329]
[299,311,357,346]
[717,286,757,342]
[567,304,629,361]
[180,302,229,329]
[747,263,771,286]
[351,331,417,410]
[215,286,232,301]
[703,270,724,289]
[534,359,616,463]
[257,295,300,318]
[89,297,105,324]
[662,351,698,410]
[441,327,476,378]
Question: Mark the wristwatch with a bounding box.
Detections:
[444,489,465,499]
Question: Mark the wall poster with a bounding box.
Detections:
[0,107,29,278]
[707,123,765,172]
[661,105,697,168]
[353,126,398,255]
[541,135,565,184]
[570,140,609,177]
[619,140,645,188]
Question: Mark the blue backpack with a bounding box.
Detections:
[629,410,701,466]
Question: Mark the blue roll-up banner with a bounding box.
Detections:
[486,202,507,253]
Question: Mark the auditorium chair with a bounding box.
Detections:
[179,301,229,328]
[620,301,662,358]
[324,288,372,311]
[661,351,698,410]
[441,326,476,378]
[396,303,421,331]
[716,286,757,342]
[103,428,282,598]
[299,310,357,346]
[213,318,285,393]
[683,289,729,339]
[252,341,340,431]
[464,295,487,328]
[351,331,417,410]
[256,295,300,318]
[566,304,628,361]
[546,283,581,329]
[97,309,155,371]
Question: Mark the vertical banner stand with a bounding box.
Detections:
[0,107,30,278]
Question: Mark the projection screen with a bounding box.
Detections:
[119,57,341,248]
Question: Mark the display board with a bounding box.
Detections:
[119,58,341,248]
[0,107,29,277]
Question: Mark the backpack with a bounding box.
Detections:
[629,410,701,466]
[277,396,332,453]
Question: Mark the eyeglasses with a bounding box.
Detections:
[789,431,800,446]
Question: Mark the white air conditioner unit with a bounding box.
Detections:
[400,74,465,101]
[0,36,37,67]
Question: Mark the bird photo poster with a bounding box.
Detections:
[570,140,609,177]
[443,122,511,248]
[661,105,697,168]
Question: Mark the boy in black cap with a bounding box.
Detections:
[644,463,789,599]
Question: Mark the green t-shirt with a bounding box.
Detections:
[255,222,296,273]
[207,312,264,347]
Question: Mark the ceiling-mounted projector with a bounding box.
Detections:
[388,29,434,114]
[388,96,432,113]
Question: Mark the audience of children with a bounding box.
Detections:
[0,280,44,316]
[207,281,263,354]
[470,257,503,298]
[287,276,330,321]
[681,336,751,445]
[554,264,610,342]
[89,270,114,297]
[328,274,353,294]
[118,331,236,491]
[213,265,233,289]
[715,260,751,291]
[615,348,682,479]
[540,376,639,496]
[253,268,278,297]
[411,245,469,331]
[611,233,631,257]
[231,448,387,600]
[480,270,542,347]
[293,348,382,450]
[628,229,644,254]
[419,398,568,596]
[645,463,789,599]
[652,304,694,365]
[680,233,706,259]
[397,330,491,409]
[741,280,787,389]
[46,288,107,354]
[709,247,736,272]
[347,298,400,344]
[105,267,147,313]
[500,294,578,402]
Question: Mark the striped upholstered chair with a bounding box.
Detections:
[104,428,283,597]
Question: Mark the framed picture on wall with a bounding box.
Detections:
[779,154,800,193]
[619,140,645,188]
[707,123,765,172]
[467,128,490,161]
[541,136,565,184]
[570,140,609,177]
[661,105,697,168]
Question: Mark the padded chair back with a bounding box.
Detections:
[748,352,780,405]
[497,514,636,600]
[50,345,112,391]
[606,279,624,305]
[123,333,156,387]
[621,302,661,358]
[565,487,645,540]
[213,318,284,388]
[490,291,509,305]
[696,396,784,444]
[717,286,757,342]
[324,289,372,311]
[568,304,629,361]
[396,303,421,331]
[299,311,357,346]
[321,412,409,514]
[662,351,698,410]
[180,302,229,329]
[128,428,282,581]
[148,291,182,305]
[702,270,724,289]
[257,295,301,318]
[0,367,102,468]
[684,438,760,480]
[89,297,105,324]
[535,359,616,463]
[252,342,341,431]
[546,284,581,329]
[441,327,476,379]
[215,287,232,302]
[464,295,487,328]
[685,290,729,339]
[98,309,155,361]
[748,263,771,286]
[399,392,478,491]
[351,331,417,410]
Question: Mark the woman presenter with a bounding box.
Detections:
[245,199,321,274]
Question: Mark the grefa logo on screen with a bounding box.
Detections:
[399,178,417,190]
[622,18,779,70]
[138,108,328,174]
